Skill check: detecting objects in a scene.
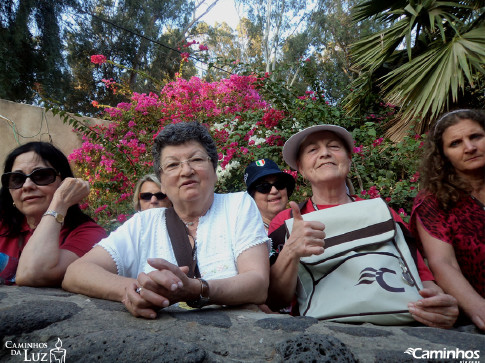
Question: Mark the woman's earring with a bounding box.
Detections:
[13,202,16,208]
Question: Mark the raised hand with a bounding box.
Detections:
[284,201,326,259]
[51,177,90,209]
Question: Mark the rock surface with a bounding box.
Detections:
[1,286,484,362]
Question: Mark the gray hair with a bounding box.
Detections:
[152,121,218,174]
[133,174,161,211]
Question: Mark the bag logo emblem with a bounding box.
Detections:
[356,267,405,293]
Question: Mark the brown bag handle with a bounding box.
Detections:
[165,207,200,278]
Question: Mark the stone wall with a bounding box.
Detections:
[0,99,107,164]
[1,287,483,362]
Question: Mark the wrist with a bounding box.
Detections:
[43,210,65,225]
[186,278,210,309]
[189,278,202,300]
[48,200,69,215]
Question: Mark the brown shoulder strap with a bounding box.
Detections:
[165,208,199,278]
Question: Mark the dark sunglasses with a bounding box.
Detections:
[1,167,59,189]
[139,192,167,201]
[253,179,287,194]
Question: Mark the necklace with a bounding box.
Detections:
[181,217,198,228]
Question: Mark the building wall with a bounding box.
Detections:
[0,99,108,169]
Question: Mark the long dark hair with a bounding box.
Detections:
[0,142,94,237]
[419,109,485,210]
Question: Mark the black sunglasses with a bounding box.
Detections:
[253,179,287,194]
[139,192,167,201]
[1,167,59,189]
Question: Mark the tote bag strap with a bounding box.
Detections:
[165,207,200,278]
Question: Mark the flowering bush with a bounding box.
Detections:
[62,55,424,230]
[350,119,424,222]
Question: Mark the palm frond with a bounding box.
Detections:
[380,26,485,139]
[352,0,409,22]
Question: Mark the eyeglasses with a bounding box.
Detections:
[139,192,167,201]
[1,168,59,189]
[160,156,211,174]
[253,179,287,194]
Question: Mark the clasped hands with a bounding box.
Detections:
[122,258,199,319]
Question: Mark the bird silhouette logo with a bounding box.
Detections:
[357,267,405,293]
[404,348,416,356]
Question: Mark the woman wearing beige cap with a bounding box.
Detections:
[267,124,458,329]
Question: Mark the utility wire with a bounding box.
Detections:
[74,6,232,75]
[0,109,53,145]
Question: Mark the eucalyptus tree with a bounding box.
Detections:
[305,0,383,103]
[0,0,73,103]
[235,0,314,73]
[344,0,485,139]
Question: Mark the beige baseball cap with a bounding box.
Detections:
[282,124,354,170]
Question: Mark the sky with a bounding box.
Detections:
[196,0,241,28]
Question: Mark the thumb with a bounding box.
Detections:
[418,287,438,300]
[180,266,190,275]
[290,201,303,222]
[147,257,175,271]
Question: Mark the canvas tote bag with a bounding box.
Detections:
[284,198,423,325]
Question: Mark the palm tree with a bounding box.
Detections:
[344,0,485,140]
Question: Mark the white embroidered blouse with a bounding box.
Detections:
[97,192,270,280]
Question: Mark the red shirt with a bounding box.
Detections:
[0,219,106,284]
[269,197,434,281]
[410,192,485,297]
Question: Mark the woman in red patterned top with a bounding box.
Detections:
[410,109,485,331]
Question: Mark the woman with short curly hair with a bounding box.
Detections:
[410,109,485,331]
[63,121,270,318]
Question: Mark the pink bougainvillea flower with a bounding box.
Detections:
[372,137,384,147]
[410,172,420,183]
[94,205,108,214]
[180,52,190,62]
[353,145,363,154]
[91,54,107,64]
[91,100,99,107]
[199,44,208,51]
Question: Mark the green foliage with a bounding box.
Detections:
[345,0,485,139]
[57,55,426,230]
[0,0,72,103]
[350,119,424,221]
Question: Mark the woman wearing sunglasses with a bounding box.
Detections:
[0,142,106,286]
[244,159,295,233]
[133,174,172,211]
